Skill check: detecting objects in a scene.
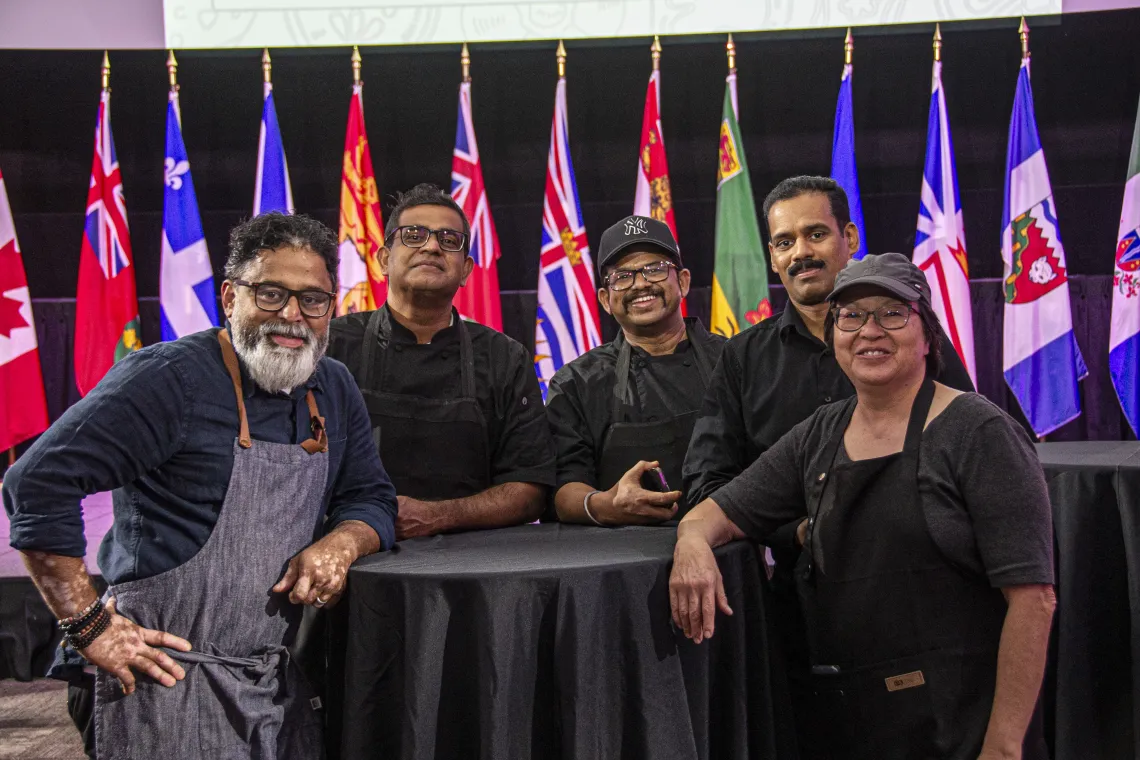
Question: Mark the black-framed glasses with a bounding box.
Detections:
[606,261,678,292]
[233,280,336,318]
[832,303,915,332]
[385,225,467,253]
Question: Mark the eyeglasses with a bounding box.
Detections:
[385,225,468,253]
[606,261,678,292]
[832,303,915,332]
[233,280,336,318]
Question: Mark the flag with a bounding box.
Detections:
[1110,94,1140,436]
[336,82,385,315]
[1001,57,1087,436]
[831,62,867,259]
[254,81,292,215]
[0,168,49,449]
[535,77,601,398]
[160,89,217,341]
[75,88,141,397]
[710,71,771,338]
[914,59,977,385]
[451,79,503,330]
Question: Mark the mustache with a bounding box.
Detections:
[787,258,826,278]
[259,321,312,344]
[623,287,664,307]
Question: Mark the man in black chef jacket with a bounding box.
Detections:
[327,183,556,539]
[545,216,725,526]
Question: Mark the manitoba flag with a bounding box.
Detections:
[0,169,49,450]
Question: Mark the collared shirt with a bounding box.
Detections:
[3,328,398,585]
[545,318,726,490]
[326,306,557,488]
[683,306,975,507]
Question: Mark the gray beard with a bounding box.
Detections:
[231,318,328,393]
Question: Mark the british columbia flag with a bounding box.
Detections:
[451,79,503,331]
[535,77,600,398]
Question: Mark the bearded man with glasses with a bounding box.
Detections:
[326,183,555,540]
[544,215,725,526]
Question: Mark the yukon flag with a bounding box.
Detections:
[75,61,142,397]
[337,64,385,315]
[914,45,976,384]
[254,50,293,216]
[0,168,49,449]
[1110,94,1140,436]
[831,31,867,260]
[1001,51,1087,436]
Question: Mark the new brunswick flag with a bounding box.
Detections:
[336,82,385,315]
[711,73,770,337]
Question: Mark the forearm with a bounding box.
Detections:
[20,551,102,620]
[982,584,1056,755]
[554,482,609,524]
[437,482,547,532]
[676,498,745,549]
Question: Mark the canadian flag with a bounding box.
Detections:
[0,168,49,451]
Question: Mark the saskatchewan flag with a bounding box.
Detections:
[711,73,771,338]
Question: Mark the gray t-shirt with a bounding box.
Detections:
[712,392,1054,587]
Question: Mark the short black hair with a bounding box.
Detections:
[384,183,471,255]
[824,299,945,377]
[225,212,339,287]
[762,176,852,235]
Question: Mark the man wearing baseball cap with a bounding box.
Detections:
[545,215,725,526]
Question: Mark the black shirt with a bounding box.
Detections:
[683,305,975,507]
[545,318,726,490]
[327,307,557,489]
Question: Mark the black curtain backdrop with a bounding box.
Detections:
[2,10,1139,443]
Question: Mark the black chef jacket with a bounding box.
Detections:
[326,306,557,491]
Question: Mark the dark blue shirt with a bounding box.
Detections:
[3,328,397,585]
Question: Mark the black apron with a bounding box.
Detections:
[358,308,490,500]
[596,328,712,518]
[792,377,1047,760]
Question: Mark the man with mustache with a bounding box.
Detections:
[326,183,555,539]
[545,215,724,525]
[3,212,398,758]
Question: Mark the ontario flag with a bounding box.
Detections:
[75,87,141,397]
[451,79,503,330]
[0,168,49,450]
[1110,94,1140,437]
[336,81,385,315]
[535,76,600,398]
[914,58,977,385]
[1001,57,1087,436]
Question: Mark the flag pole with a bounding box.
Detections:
[7,448,14,467]
[726,34,736,75]
[651,35,661,71]
[166,49,178,91]
[101,51,111,93]
[933,24,942,62]
[1019,17,1030,62]
[844,28,854,66]
[461,43,471,83]
[351,45,361,86]
[262,48,273,85]
[556,39,566,79]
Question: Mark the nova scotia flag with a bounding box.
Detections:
[254,82,293,215]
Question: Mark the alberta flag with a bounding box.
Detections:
[534,77,600,398]
[1001,58,1087,436]
[831,62,867,260]
[914,58,976,385]
[160,89,217,341]
[254,81,292,215]
[1110,95,1140,436]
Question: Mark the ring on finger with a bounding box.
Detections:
[315,596,328,606]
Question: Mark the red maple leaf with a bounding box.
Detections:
[0,291,28,338]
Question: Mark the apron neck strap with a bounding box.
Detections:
[612,326,712,422]
[363,306,476,399]
[300,391,328,454]
[903,375,937,453]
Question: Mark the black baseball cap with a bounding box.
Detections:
[596,215,682,277]
[827,252,932,307]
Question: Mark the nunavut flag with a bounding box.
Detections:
[336,81,386,315]
[0,168,49,449]
[75,83,141,397]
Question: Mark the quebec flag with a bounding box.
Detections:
[254,82,293,215]
[831,63,867,260]
[1001,58,1087,437]
[160,90,217,341]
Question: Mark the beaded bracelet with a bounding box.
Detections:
[59,599,104,634]
[63,607,112,651]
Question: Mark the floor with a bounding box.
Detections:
[0,493,111,579]
[0,679,86,759]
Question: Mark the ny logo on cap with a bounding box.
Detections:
[624,218,648,236]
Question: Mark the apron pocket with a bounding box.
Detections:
[195,659,285,755]
[95,667,201,759]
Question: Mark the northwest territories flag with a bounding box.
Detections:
[1110,94,1140,437]
[254,80,293,215]
[1001,57,1087,436]
[160,89,217,341]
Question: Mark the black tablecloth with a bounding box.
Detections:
[1038,441,1140,760]
[335,524,789,760]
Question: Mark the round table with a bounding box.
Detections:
[331,524,788,760]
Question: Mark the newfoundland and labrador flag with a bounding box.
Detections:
[534,77,600,399]
[1110,95,1140,436]
[1001,58,1087,436]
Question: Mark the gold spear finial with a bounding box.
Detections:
[101,51,111,92]
[1018,17,1030,61]
[262,48,272,84]
[726,34,736,74]
[556,40,566,78]
[844,28,854,66]
[351,45,362,85]
[461,43,471,83]
[167,49,179,91]
[933,24,942,63]
[651,35,662,71]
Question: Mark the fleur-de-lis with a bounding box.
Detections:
[164,157,190,190]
